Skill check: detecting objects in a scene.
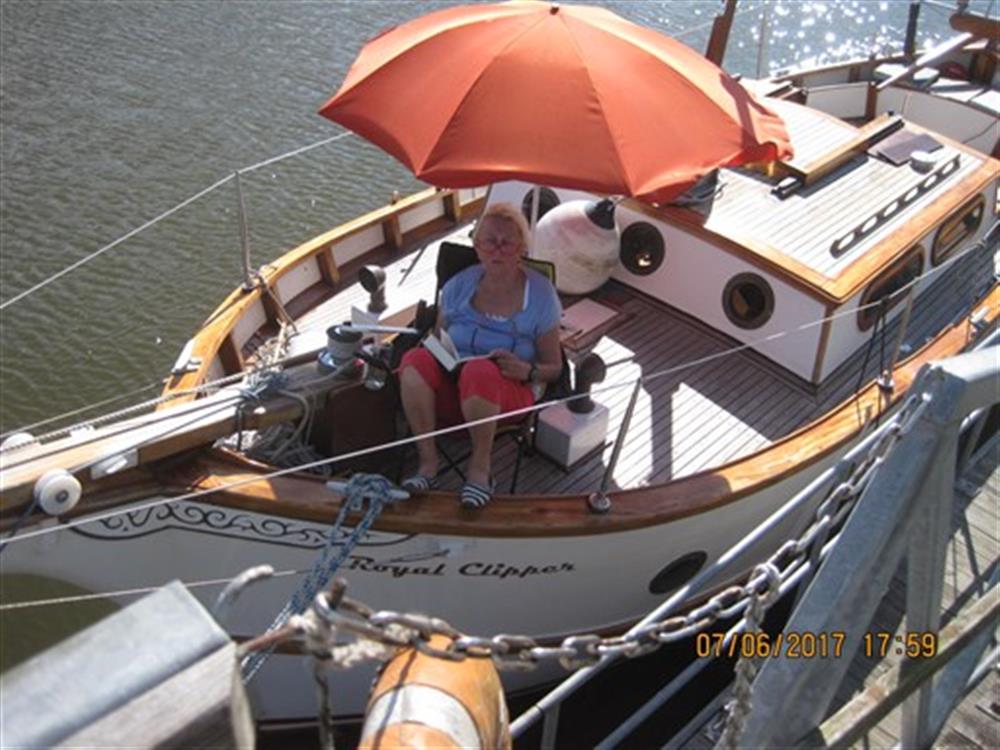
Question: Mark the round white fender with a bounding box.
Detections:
[34,469,82,516]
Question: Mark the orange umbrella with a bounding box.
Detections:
[320,1,792,203]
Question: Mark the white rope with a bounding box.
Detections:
[0,131,355,312]
[0,568,304,611]
[4,217,989,449]
[239,132,353,175]
[0,174,234,311]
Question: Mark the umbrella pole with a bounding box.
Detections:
[528,185,541,257]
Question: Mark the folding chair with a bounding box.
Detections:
[431,241,571,492]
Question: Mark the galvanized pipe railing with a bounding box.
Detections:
[511,333,999,747]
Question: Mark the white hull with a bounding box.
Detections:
[2,446,842,720]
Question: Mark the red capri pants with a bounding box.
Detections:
[400,348,535,427]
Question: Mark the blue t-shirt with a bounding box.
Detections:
[441,266,561,363]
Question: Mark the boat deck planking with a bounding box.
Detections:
[270,229,996,498]
[711,132,984,279]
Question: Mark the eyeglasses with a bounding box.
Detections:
[476,235,521,253]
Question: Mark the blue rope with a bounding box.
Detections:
[242,473,398,681]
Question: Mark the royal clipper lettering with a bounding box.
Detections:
[345,556,575,580]
[346,555,446,578]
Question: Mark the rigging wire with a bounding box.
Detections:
[0,131,354,313]
[0,230,993,549]
[0,568,305,612]
[1,226,990,451]
[1,232,992,471]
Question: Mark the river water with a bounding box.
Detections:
[0,0,988,434]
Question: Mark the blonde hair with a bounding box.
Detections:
[473,202,531,251]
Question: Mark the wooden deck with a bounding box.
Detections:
[287,231,994,497]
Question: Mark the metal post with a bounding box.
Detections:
[755,3,771,79]
[528,185,541,256]
[904,2,922,59]
[590,379,642,512]
[737,348,999,748]
[901,417,960,748]
[540,703,560,750]
[234,170,255,291]
[887,288,916,378]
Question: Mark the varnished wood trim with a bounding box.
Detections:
[162,283,999,537]
[705,0,737,65]
[811,304,836,383]
[315,249,339,287]
[383,214,403,251]
[443,191,462,222]
[864,81,878,120]
[780,113,899,185]
[829,151,998,300]
[778,54,908,87]
[637,145,997,308]
[158,189,478,406]
[626,199,839,304]
[218,335,243,374]
[950,12,1000,40]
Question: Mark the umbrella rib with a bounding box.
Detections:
[419,14,551,174]
[558,16,633,193]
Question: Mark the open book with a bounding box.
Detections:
[423,329,486,372]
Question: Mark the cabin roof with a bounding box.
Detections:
[651,98,993,304]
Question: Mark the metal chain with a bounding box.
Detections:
[242,395,928,674]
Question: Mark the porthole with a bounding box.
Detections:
[858,248,924,331]
[619,222,665,276]
[648,551,707,595]
[932,195,984,266]
[722,273,775,330]
[520,187,560,223]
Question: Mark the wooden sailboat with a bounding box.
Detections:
[1,2,997,724]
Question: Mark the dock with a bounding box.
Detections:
[677,434,998,749]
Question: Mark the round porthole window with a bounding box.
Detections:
[648,551,708,595]
[723,273,775,330]
[520,187,560,223]
[619,222,665,276]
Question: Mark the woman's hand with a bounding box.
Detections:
[489,349,531,381]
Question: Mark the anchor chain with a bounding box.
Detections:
[240,394,925,680]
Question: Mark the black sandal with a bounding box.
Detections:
[460,479,494,509]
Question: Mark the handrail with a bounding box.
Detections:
[510,337,1000,746]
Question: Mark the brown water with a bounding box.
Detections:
[0,0,978,435]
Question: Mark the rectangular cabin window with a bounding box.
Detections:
[857,248,924,331]
[932,195,985,266]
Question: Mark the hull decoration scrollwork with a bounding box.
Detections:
[69,501,411,550]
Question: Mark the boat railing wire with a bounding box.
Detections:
[0,5,757,318]
[0,228,995,556]
[0,131,356,314]
[1,220,993,450]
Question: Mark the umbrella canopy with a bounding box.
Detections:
[320,1,792,204]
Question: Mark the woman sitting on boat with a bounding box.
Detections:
[399,202,563,508]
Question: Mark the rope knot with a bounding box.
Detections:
[344,472,395,510]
